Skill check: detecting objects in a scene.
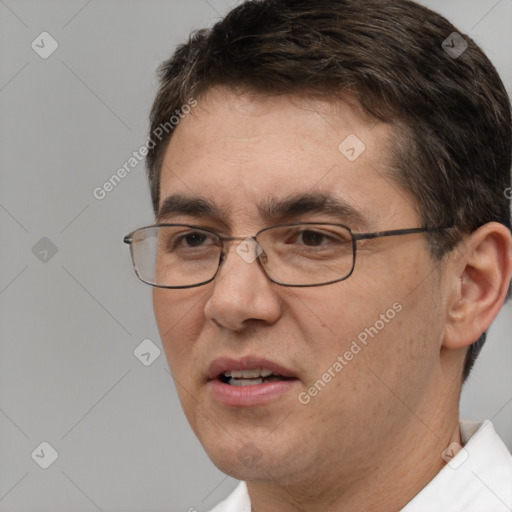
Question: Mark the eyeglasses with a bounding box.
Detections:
[123,222,450,288]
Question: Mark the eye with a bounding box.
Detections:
[296,230,330,246]
[272,225,353,256]
[286,229,343,247]
[178,231,211,248]
[161,229,219,253]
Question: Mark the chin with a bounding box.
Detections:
[200,432,307,485]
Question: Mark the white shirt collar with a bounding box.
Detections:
[401,419,512,511]
[209,419,512,512]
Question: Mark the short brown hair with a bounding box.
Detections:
[146,0,512,380]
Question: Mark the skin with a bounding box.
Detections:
[152,87,512,512]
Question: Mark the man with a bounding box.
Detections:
[124,0,512,510]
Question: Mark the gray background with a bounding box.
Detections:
[0,0,510,510]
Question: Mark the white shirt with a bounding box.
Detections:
[208,419,512,512]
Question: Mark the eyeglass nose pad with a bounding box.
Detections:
[258,247,268,264]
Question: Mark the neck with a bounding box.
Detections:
[246,412,461,512]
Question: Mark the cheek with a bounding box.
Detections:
[293,271,424,383]
[293,276,387,343]
[152,288,205,372]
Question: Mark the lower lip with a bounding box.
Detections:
[207,379,299,407]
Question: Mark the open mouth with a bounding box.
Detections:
[207,359,299,406]
[218,368,294,386]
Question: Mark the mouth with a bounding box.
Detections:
[218,368,295,386]
[206,356,299,407]
[207,356,297,383]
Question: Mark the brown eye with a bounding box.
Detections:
[179,232,209,248]
[299,230,328,246]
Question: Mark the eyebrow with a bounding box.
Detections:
[258,193,367,226]
[156,192,368,227]
[157,194,226,223]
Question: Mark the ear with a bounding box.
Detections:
[443,222,512,349]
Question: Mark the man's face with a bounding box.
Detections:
[153,88,449,484]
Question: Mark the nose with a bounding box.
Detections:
[203,239,283,331]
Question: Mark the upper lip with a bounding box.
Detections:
[207,356,297,381]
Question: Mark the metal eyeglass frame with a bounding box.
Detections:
[123,222,452,288]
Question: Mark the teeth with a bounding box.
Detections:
[229,378,263,386]
[224,368,276,378]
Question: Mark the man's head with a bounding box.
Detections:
[147,0,511,381]
[141,0,512,502]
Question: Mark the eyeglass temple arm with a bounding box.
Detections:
[354,226,453,241]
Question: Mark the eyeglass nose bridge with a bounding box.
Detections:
[218,235,268,266]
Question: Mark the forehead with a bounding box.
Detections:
[158,87,417,229]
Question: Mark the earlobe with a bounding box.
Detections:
[443,222,512,350]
